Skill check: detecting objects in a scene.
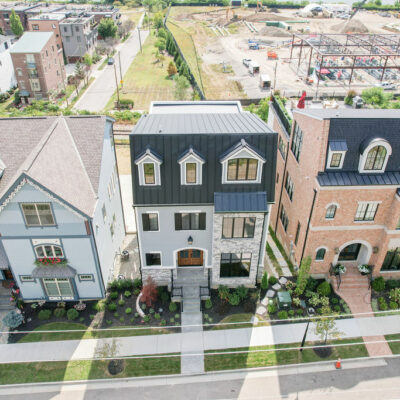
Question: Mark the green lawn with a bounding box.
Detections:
[18,322,172,343]
[386,334,400,354]
[210,313,256,331]
[204,338,368,371]
[0,354,180,385]
[106,32,175,111]
[0,96,15,115]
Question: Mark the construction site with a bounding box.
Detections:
[168,5,400,99]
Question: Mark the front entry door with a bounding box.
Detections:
[3,270,13,280]
[178,250,203,266]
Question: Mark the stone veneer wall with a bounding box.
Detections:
[211,212,266,288]
[142,268,172,286]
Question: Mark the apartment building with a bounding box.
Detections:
[87,6,120,25]
[10,32,65,103]
[269,101,400,279]
[28,13,66,52]
[0,35,16,93]
[131,101,277,291]
[0,2,39,34]
[60,15,97,63]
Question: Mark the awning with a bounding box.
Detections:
[320,69,330,74]
[0,242,9,270]
[19,90,30,97]
[32,265,77,279]
[214,192,268,213]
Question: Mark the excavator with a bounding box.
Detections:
[350,0,368,19]
[256,0,266,13]
[226,7,238,21]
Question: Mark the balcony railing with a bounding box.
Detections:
[27,62,37,69]
[271,94,293,136]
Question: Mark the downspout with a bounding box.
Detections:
[300,188,318,264]
[89,219,106,298]
[257,209,270,284]
[134,206,143,284]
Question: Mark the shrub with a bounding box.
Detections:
[268,276,278,286]
[141,277,158,306]
[389,301,398,310]
[149,308,155,314]
[288,309,295,317]
[236,285,248,301]
[170,317,175,323]
[67,308,79,321]
[390,288,400,303]
[277,310,288,320]
[93,299,107,312]
[306,277,318,291]
[160,319,166,326]
[54,308,66,318]
[38,309,52,320]
[79,317,84,322]
[228,293,240,306]
[124,290,132,298]
[296,309,303,316]
[118,299,125,306]
[90,314,95,320]
[295,256,311,296]
[333,305,341,312]
[267,303,277,314]
[205,299,212,309]
[125,307,132,314]
[154,313,161,320]
[261,272,269,289]
[218,285,229,301]
[119,317,124,322]
[386,279,400,289]
[344,89,357,106]
[133,288,141,296]
[108,303,117,312]
[372,277,385,292]
[114,312,119,317]
[160,291,169,303]
[316,281,331,297]
[106,320,112,325]
[378,297,388,311]
[331,297,339,304]
[2,310,24,328]
[110,291,118,300]
[133,278,142,289]
[141,303,146,310]
[143,315,150,323]
[169,302,177,312]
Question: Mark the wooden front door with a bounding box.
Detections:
[178,249,203,266]
[3,270,13,280]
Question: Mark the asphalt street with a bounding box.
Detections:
[1,357,400,400]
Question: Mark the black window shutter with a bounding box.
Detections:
[175,213,182,230]
[142,214,150,231]
[199,213,206,230]
[145,253,152,265]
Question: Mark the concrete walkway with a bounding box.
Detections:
[267,236,292,277]
[1,314,399,364]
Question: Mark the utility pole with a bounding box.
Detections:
[113,62,120,110]
[118,51,123,89]
[137,27,142,53]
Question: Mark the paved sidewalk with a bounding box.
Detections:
[1,315,399,363]
[267,236,292,276]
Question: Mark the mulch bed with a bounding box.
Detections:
[9,286,180,343]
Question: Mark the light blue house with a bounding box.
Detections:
[0,116,125,301]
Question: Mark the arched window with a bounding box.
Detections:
[315,248,326,261]
[35,244,64,258]
[364,146,387,171]
[325,204,337,219]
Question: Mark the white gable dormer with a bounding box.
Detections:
[178,147,205,185]
[220,139,266,184]
[134,148,162,186]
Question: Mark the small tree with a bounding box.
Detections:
[174,75,190,100]
[83,53,92,85]
[167,61,177,77]
[361,87,392,108]
[257,98,269,122]
[98,18,117,39]
[153,49,161,64]
[313,307,342,344]
[295,256,311,296]
[2,310,24,329]
[159,52,165,67]
[344,89,357,106]
[71,75,81,97]
[155,38,166,52]
[141,277,158,306]
[10,9,24,37]
[153,12,164,29]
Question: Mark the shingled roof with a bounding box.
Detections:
[0,116,111,217]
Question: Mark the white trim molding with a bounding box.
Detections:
[178,148,205,186]
[333,239,373,266]
[326,150,346,169]
[358,138,392,174]
[315,246,328,262]
[135,150,162,186]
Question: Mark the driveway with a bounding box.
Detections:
[74,25,149,112]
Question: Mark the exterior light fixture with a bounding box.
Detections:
[188,236,193,245]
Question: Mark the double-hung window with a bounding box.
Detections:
[354,202,379,222]
[278,136,287,159]
[21,203,55,226]
[175,213,206,230]
[143,163,155,184]
[280,205,289,231]
[285,173,294,201]
[142,213,159,231]
[222,217,255,239]
[291,123,303,162]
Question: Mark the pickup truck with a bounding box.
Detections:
[242,58,251,67]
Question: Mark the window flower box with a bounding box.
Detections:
[34,258,68,266]
[333,264,346,275]
[358,264,371,275]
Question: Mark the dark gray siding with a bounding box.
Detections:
[130,133,277,205]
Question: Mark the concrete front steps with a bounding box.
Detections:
[0,287,13,311]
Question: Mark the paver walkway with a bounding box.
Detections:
[267,236,292,276]
[1,314,399,364]
[333,266,392,357]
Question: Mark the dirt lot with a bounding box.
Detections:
[169,6,400,99]
[116,145,131,175]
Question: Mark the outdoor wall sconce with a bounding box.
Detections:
[334,247,340,254]
[188,236,193,245]
[373,246,379,254]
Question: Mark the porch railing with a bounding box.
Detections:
[170,269,183,301]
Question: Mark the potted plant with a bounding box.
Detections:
[333,264,346,275]
[358,264,371,275]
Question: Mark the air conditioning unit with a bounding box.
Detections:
[120,250,129,261]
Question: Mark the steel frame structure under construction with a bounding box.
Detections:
[289,33,400,85]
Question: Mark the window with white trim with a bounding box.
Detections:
[21,203,55,226]
[354,202,379,222]
[325,204,337,219]
[178,149,204,185]
[227,158,258,181]
[315,248,326,261]
[35,244,64,258]
[222,217,255,239]
[364,146,387,170]
[78,274,94,281]
[135,151,162,186]
[142,213,159,231]
[43,278,74,299]
[359,139,392,174]
[20,275,34,282]
[146,253,161,266]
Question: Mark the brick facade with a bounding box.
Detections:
[28,16,65,53]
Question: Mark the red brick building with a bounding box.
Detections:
[10,31,65,103]
[269,101,400,279]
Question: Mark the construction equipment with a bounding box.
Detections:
[350,0,367,19]
[226,7,236,20]
[256,0,266,13]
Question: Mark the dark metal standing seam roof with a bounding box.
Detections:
[214,192,268,212]
[133,113,274,135]
[318,171,400,186]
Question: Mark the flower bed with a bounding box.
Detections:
[371,277,400,315]
[8,279,181,343]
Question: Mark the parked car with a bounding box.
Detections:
[242,58,252,67]
[107,57,115,65]
[375,81,396,90]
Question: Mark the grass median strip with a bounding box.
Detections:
[204,338,368,372]
[17,322,172,343]
[386,333,400,354]
[0,354,180,385]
